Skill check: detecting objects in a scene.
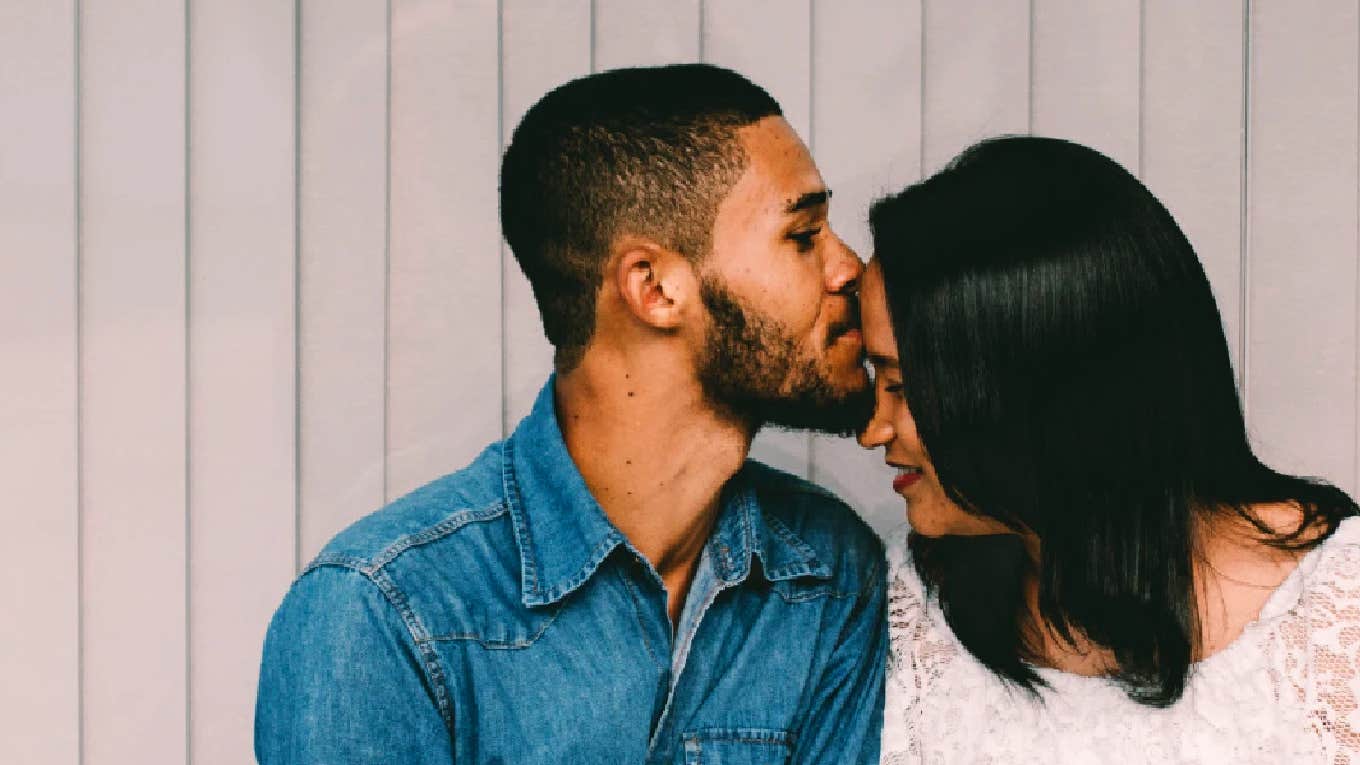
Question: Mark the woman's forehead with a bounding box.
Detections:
[860,261,899,365]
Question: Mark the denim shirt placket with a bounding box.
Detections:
[642,544,728,761]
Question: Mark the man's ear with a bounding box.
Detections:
[610,235,693,331]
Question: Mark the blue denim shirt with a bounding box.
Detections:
[256,379,886,763]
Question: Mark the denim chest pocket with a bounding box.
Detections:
[681,728,792,765]
[770,578,837,603]
[418,590,563,647]
[425,601,561,649]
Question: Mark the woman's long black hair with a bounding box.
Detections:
[870,136,1357,707]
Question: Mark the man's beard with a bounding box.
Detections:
[696,276,873,436]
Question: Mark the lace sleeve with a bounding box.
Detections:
[1272,536,1360,762]
[880,528,960,764]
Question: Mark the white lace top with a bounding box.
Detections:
[881,517,1360,764]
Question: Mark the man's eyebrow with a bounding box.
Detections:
[784,189,832,214]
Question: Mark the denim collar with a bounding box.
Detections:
[504,377,832,608]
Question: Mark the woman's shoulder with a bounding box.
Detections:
[884,523,929,621]
[883,524,962,680]
[1259,515,1360,624]
[1246,516,1360,760]
[883,522,913,585]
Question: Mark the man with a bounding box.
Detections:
[256,63,886,763]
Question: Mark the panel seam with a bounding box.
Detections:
[497,0,507,439]
[292,0,303,574]
[383,0,393,501]
[1137,0,1146,177]
[1240,0,1252,417]
[698,0,706,62]
[919,0,926,173]
[74,0,85,761]
[1027,0,1035,135]
[182,0,193,760]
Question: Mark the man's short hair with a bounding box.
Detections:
[499,63,782,372]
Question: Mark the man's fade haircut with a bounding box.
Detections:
[499,63,782,372]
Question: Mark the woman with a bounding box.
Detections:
[859,136,1360,763]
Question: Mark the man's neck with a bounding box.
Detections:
[555,357,750,623]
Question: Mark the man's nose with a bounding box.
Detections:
[826,233,863,294]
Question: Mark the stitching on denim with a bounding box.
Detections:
[618,571,662,667]
[366,566,457,743]
[369,501,507,571]
[537,531,623,603]
[738,487,755,573]
[764,514,824,567]
[760,513,834,584]
[303,553,370,575]
[298,502,506,577]
[682,728,795,745]
[503,431,628,606]
[694,735,790,745]
[425,605,561,649]
[774,552,884,603]
[647,569,729,755]
[774,584,855,603]
[501,435,540,600]
[711,487,759,584]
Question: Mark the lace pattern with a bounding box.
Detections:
[880,518,1360,764]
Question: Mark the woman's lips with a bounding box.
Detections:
[893,470,923,492]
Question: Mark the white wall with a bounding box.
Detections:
[3,1,1356,762]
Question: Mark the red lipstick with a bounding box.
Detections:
[893,472,923,492]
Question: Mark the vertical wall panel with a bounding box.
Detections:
[922,0,1030,174]
[0,2,79,762]
[500,0,592,432]
[299,0,389,560]
[809,0,922,539]
[704,0,815,477]
[1247,1,1359,493]
[187,2,297,762]
[1031,0,1142,172]
[1142,0,1245,376]
[389,0,502,497]
[594,0,700,67]
[8,0,1360,750]
[79,0,187,761]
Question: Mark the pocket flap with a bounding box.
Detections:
[681,728,792,765]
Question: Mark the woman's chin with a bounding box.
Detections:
[905,504,953,538]
[907,502,1003,538]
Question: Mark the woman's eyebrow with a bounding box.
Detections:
[867,353,899,368]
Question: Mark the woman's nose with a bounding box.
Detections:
[858,412,893,450]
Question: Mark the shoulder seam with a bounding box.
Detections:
[303,499,508,576]
[366,566,457,741]
[286,562,458,742]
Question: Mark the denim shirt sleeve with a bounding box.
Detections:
[791,554,888,764]
[254,564,452,764]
